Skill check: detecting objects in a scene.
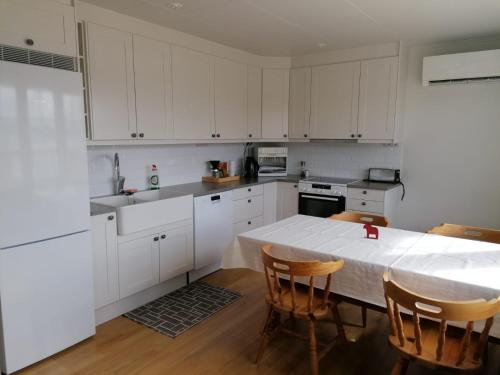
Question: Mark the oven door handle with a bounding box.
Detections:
[301,195,340,202]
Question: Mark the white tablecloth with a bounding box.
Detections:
[221,215,500,338]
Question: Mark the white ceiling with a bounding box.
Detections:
[81,0,500,56]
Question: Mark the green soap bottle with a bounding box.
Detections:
[150,164,159,190]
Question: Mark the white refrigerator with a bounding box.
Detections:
[0,61,95,374]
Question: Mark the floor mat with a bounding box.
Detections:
[123,281,241,338]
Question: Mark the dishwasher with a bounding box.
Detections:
[189,191,234,282]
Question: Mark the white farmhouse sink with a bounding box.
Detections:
[91,192,193,235]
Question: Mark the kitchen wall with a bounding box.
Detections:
[398,36,500,231]
[87,144,245,197]
[277,142,402,179]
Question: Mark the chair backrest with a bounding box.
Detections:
[383,272,500,367]
[329,211,389,227]
[428,223,500,244]
[261,244,344,314]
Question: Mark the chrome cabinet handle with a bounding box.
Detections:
[161,234,166,239]
[107,215,114,221]
[153,236,159,241]
[131,133,137,138]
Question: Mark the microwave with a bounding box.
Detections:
[257,147,287,177]
[367,168,400,183]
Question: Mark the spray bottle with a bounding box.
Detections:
[150,164,159,190]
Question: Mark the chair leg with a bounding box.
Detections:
[390,356,409,375]
[255,306,274,363]
[331,303,347,343]
[361,306,367,328]
[309,319,319,375]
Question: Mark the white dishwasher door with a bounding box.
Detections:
[194,191,234,270]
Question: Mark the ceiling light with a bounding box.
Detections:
[317,43,327,49]
[167,2,184,10]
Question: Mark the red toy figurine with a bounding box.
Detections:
[363,223,379,239]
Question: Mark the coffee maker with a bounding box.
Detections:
[244,156,259,177]
[242,143,259,177]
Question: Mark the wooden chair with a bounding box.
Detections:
[329,211,390,227]
[256,244,346,375]
[383,272,500,374]
[428,223,500,244]
[328,211,390,327]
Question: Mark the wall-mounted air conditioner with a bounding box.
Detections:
[422,49,500,86]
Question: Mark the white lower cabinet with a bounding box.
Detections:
[263,182,278,225]
[347,186,402,226]
[118,233,160,299]
[159,225,193,283]
[233,216,263,236]
[91,213,119,309]
[232,186,265,234]
[116,220,193,299]
[277,182,299,220]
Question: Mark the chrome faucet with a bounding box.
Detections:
[114,153,125,195]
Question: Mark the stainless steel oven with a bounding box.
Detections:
[298,177,359,218]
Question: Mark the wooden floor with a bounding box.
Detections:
[20,269,500,375]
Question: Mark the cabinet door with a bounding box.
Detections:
[133,35,173,140]
[247,65,262,139]
[172,46,214,139]
[214,58,247,139]
[159,225,193,282]
[87,23,136,140]
[263,182,277,225]
[357,57,398,140]
[277,182,298,220]
[262,69,289,139]
[289,67,311,139]
[310,61,360,139]
[118,234,159,298]
[0,0,77,56]
[91,214,119,309]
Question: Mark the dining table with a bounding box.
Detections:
[221,215,500,339]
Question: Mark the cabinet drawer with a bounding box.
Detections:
[233,216,263,236]
[233,195,263,222]
[347,199,384,214]
[348,188,385,202]
[232,184,263,200]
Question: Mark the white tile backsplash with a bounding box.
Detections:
[87,144,245,197]
[282,142,402,179]
[87,142,402,197]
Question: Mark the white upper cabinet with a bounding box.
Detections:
[262,69,289,139]
[214,57,247,139]
[0,0,77,56]
[357,57,398,140]
[87,23,136,140]
[133,35,173,140]
[247,65,262,139]
[172,46,214,139]
[289,67,311,139]
[310,61,361,139]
